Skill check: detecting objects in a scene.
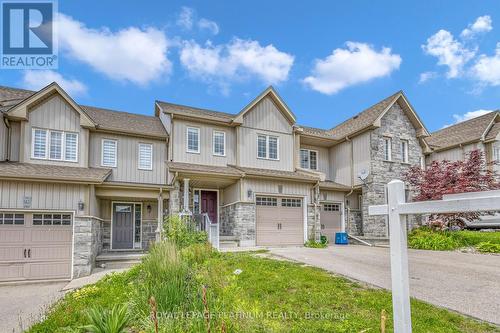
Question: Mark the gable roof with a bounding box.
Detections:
[156,101,234,124]
[233,86,296,125]
[0,84,167,139]
[426,111,499,150]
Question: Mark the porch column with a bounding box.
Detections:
[182,178,191,214]
[156,190,163,242]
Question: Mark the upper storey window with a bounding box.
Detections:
[187,127,200,153]
[300,149,318,170]
[213,131,226,156]
[383,137,392,161]
[101,139,117,167]
[257,134,279,160]
[138,143,153,170]
[32,128,78,162]
[400,139,409,163]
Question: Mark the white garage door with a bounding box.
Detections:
[320,203,342,243]
[0,212,73,282]
[256,196,304,246]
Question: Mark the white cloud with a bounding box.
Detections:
[302,42,401,95]
[461,15,493,38]
[177,7,194,30]
[198,18,219,35]
[56,14,171,85]
[472,43,500,86]
[422,30,476,78]
[22,70,87,96]
[180,38,294,86]
[418,71,438,84]
[442,109,494,128]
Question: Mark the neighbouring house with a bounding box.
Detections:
[425,111,500,172]
[0,82,429,283]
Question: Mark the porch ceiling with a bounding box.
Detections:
[95,186,169,200]
[177,173,238,189]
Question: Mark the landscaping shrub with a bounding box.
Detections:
[304,240,328,248]
[163,215,208,248]
[408,227,500,252]
[476,241,500,253]
[80,304,130,333]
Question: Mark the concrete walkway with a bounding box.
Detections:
[269,245,500,325]
[0,268,126,333]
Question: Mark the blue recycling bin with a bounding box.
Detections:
[335,232,348,245]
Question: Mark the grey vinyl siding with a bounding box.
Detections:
[320,190,345,202]
[300,144,329,175]
[9,121,20,161]
[242,96,291,133]
[238,127,294,171]
[171,119,235,166]
[221,181,241,205]
[99,199,158,221]
[426,147,463,164]
[89,132,167,185]
[0,113,6,161]
[241,178,312,202]
[330,141,351,186]
[352,132,371,186]
[21,94,89,167]
[0,180,86,212]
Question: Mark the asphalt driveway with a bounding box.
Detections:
[269,245,500,325]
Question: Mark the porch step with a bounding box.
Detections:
[95,251,145,270]
[348,236,389,247]
[219,236,240,249]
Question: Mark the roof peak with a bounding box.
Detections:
[431,111,499,135]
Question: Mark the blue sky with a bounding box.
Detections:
[2,1,500,132]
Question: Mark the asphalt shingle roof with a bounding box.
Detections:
[0,162,111,183]
[426,112,498,149]
[157,101,235,123]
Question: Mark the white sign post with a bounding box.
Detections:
[369,179,500,333]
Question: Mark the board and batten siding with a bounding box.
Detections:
[426,142,485,165]
[9,121,21,162]
[320,190,345,202]
[89,132,167,185]
[221,180,241,205]
[0,113,6,161]
[300,144,329,176]
[241,178,312,202]
[171,119,236,166]
[352,132,371,186]
[242,96,292,133]
[330,141,351,186]
[21,94,89,167]
[0,180,86,212]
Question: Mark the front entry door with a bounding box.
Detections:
[201,191,217,224]
[113,203,134,249]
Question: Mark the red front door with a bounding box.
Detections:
[201,191,217,224]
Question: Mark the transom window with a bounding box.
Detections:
[32,128,79,162]
[282,198,302,207]
[256,196,277,206]
[187,127,200,153]
[33,213,71,226]
[400,139,409,163]
[0,213,24,225]
[213,131,225,156]
[300,149,318,170]
[323,203,340,211]
[102,139,117,167]
[138,143,153,170]
[383,137,392,161]
[257,134,279,160]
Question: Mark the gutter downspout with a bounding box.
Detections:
[3,117,11,161]
[344,136,354,236]
[313,181,320,242]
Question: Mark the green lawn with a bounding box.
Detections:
[28,247,499,333]
[408,227,500,252]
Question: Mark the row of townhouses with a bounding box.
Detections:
[0,82,498,282]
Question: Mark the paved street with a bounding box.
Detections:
[270,245,500,325]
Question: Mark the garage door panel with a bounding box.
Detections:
[0,263,25,281]
[30,245,72,261]
[29,228,72,243]
[0,228,25,244]
[0,246,26,261]
[26,261,72,280]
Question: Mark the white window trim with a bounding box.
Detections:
[300,148,318,170]
[186,127,200,154]
[383,137,392,161]
[101,139,118,168]
[31,128,79,162]
[138,143,153,171]
[257,134,280,160]
[401,139,409,163]
[212,130,226,157]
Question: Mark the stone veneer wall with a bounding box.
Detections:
[73,216,102,278]
[361,103,423,237]
[307,205,316,240]
[347,209,363,235]
[142,219,157,250]
[220,202,256,247]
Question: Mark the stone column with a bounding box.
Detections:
[169,180,180,215]
[182,178,191,214]
[73,216,101,278]
[313,184,321,242]
[156,191,163,242]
